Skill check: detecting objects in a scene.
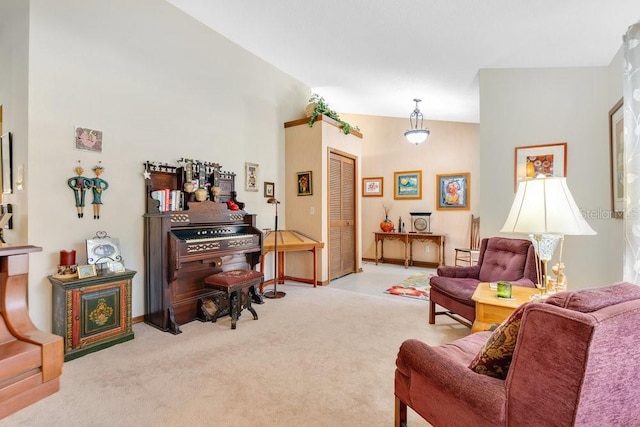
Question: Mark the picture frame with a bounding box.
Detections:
[514,142,567,190]
[245,162,259,192]
[264,181,275,198]
[609,98,624,219]
[107,261,126,273]
[362,177,383,197]
[77,264,98,279]
[297,171,313,196]
[86,236,122,265]
[394,170,422,200]
[74,126,103,153]
[0,132,12,195]
[437,172,470,210]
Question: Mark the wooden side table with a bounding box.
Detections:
[471,282,540,333]
[49,270,136,361]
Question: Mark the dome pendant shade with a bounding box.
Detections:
[404,98,430,145]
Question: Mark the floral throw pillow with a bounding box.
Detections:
[468,304,526,379]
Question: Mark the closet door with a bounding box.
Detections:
[329,151,356,280]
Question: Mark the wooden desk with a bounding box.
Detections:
[471,282,540,333]
[259,230,324,291]
[374,232,445,268]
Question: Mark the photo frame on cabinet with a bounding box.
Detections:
[86,236,122,265]
[514,142,567,190]
[394,170,421,200]
[609,98,624,219]
[264,181,274,198]
[245,162,259,192]
[0,132,12,195]
[297,171,312,196]
[362,177,383,197]
[436,172,470,210]
[77,264,97,279]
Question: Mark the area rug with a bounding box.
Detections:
[384,273,430,301]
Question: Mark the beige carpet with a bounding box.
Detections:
[2,281,468,427]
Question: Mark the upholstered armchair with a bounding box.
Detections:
[429,237,537,326]
[396,282,640,426]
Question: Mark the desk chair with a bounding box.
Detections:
[454,215,480,266]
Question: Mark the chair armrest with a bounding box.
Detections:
[436,265,481,279]
[509,278,536,288]
[397,339,506,411]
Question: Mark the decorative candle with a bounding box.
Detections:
[60,250,76,266]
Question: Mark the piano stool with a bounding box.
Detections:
[203,270,264,329]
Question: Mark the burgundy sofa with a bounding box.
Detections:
[429,237,538,326]
[396,282,640,426]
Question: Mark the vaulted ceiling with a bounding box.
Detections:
[166,0,640,123]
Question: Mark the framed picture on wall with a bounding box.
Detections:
[514,142,567,190]
[245,162,259,192]
[436,172,470,210]
[297,171,312,196]
[609,98,624,219]
[264,181,274,198]
[0,132,12,195]
[362,177,383,197]
[393,170,422,200]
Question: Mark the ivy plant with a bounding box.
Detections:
[308,93,360,135]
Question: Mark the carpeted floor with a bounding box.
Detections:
[2,267,467,427]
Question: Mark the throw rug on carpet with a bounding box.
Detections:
[384,273,430,301]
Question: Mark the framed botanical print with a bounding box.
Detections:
[609,98,624,218]
[264,181,274,198]
[362,177,383,197]
[436,172,470,210]
[297,171,312,196]
[394,170,422,200]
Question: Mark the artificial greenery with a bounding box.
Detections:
[308,93,360,135]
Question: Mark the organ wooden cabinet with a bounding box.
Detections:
[49,270,136,361]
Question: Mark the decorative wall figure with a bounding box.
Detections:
[90,162,109,219]
[67,161,91,218]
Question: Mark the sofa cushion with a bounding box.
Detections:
[428,277,479,306]
[468,303,526,379]
[545,282,640,313]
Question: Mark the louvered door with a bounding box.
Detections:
[329,151,356,280]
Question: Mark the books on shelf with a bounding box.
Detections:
[150,189,184,212]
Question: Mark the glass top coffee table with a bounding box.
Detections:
[471,282,541,333]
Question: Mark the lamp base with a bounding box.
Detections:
[263,290,286,299]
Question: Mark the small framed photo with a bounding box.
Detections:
[297,171,313,196]
[394,170,422,200]
[77,264,97,279]
[362,177,383,197]
[514,142,567,190]
[245,162,259,192]
[107,261,126,273]
[0,132,12,195]
[436,172,470,210]
[264,181,275,198]
[609,98,624,219]
[75,126,103,153]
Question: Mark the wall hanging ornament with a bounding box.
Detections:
[67,160,91,218]
[90,162,109,219]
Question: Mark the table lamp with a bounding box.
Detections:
[500,176,596,297]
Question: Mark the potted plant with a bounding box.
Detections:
[306,93,360,135]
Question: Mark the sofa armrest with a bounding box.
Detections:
[436,264,481,279]
[397,338,506,412]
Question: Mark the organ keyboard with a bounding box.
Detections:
[144,200,262,334]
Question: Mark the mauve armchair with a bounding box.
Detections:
[395,282,640,426]
[429,237,538,326]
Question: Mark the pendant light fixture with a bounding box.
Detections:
[404,98,430,145]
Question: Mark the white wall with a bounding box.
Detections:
[17,0,309,330]
[479,66,623,289]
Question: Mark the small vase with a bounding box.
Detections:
[380,217,394,232]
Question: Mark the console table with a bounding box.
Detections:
[374,232,445,268]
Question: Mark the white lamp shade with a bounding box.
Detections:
[500,177,596,236]
[404,129,430,145]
